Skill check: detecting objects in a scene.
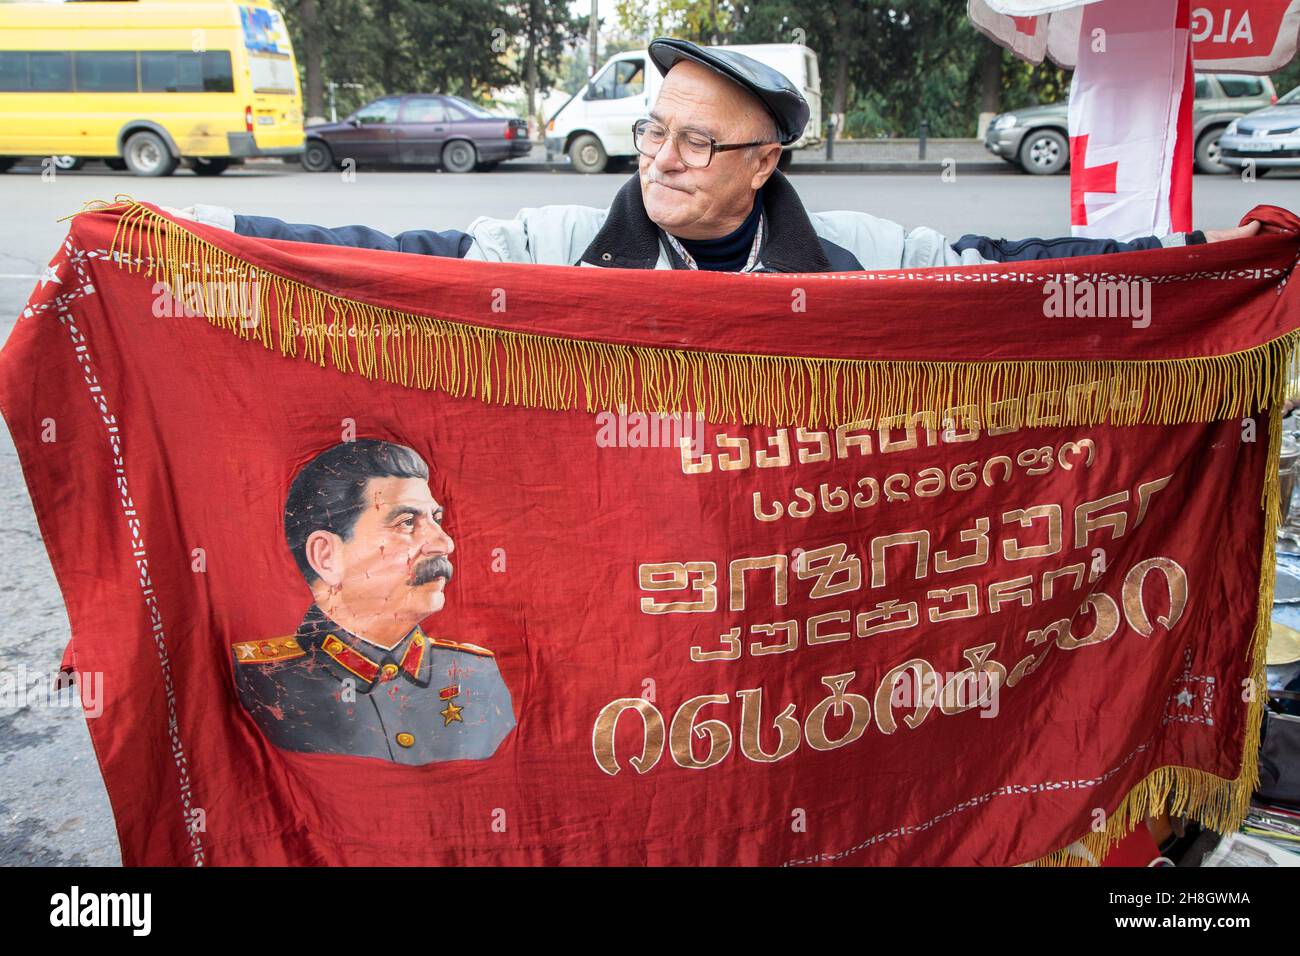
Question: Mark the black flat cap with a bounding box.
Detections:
[648,37,809,147]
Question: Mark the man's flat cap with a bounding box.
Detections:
[648,37,809,147]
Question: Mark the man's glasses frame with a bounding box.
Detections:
[632,118,775,168]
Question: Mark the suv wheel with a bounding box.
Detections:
[1018,129,1069,175]
[1194,128,1230,174]
[301,139,334,172]
[441,140,477,173]
[568,133,608,174]
[123,131,178,177]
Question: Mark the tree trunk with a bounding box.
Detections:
[979,42,1002,116]
[526,0,539,138]
[830,0,852,139]
[300,0,324,121]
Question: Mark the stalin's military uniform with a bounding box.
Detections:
[231,605,516,766]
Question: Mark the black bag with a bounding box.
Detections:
[1258,710,1300,806]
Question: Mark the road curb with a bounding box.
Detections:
[508,160,1016,174]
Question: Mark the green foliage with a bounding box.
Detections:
[281,0,1300,134]
[279,0,579,116]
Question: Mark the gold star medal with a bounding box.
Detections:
[440,700,464,726]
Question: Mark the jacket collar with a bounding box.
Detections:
[576,168,831,273]
[296,604,432,691]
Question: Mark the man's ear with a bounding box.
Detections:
[305,530,344,588]
[750,144,783,190]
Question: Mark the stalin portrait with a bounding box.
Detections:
[231,438,516,765]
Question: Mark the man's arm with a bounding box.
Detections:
[168,204,473,258]
[947,230,1205,262]
[923,221,1262,268]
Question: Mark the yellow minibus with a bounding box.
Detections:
[0,0,304,176]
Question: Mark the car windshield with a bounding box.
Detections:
[1278,85,1300,105]
[447,96,495,118]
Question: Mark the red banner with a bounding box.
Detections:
[2,201,1298,866]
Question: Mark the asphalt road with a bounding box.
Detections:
[0,163,1297,866]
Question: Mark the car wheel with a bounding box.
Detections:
[568,133,608,174]
[301,139,334,172]
[123,131,178,177]
[52,155,84,171]
[1194,128,1230,174]
[105,158,127,171]
[441,140,477,173]
[1018,129,1069,175]
[190,157,230,177]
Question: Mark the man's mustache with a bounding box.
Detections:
[410,555,453,586]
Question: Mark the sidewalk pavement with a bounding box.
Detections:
[516,138,1015,174]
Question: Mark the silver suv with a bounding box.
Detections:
[985,73,1277,175]
[1218,84,1300,174]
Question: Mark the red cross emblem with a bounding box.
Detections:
[1069,134,1118,227]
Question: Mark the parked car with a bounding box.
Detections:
[301,94,529,172]
[1217,84,1300,174]
[984,73,1277,175]
[545,43,821,174]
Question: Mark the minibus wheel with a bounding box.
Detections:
[123,131,179,177]
[301,139,334,172]
[191,158,231,177]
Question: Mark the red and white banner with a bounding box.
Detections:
[970,0,1300,73]
[1067,0,1194,239]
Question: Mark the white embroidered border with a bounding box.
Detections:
[782,732,1164,866]
[27,239,206,865]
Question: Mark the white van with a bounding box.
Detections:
[545,43,821,173]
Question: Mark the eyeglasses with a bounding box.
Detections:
[632,118,774,169]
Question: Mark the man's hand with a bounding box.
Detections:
[1203,219,1288,242]
[158,205,199,221]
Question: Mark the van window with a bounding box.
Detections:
[584,58,644,101]
[75,51,137,92]
[1218,76,1264,97]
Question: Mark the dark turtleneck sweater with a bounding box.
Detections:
[671,188,763,272]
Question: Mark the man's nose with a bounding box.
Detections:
[654,134,686,172]
[419,522,454,555]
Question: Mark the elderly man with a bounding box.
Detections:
[175,37,1258,269]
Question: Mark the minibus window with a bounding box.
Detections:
[139,51,233,93]
[29,52,72,91]
[75,51,137,92]
[201,51,234,92]
[0,52,25,91]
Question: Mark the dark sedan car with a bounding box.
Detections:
[301,94,530,172]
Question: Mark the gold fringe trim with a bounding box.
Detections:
[87,198,1285,866]
[94,197,1300,433]
[1025,365,1283,867]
